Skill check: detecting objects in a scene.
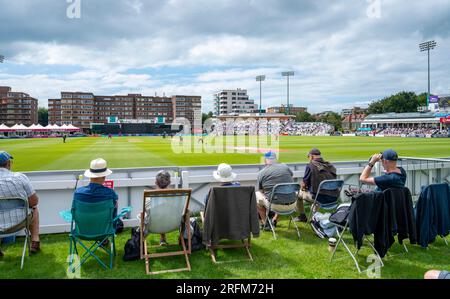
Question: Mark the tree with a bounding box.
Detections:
[367,91,426,114]
[295,111,315,122]
[202,111,213,124]
[38,107,48,126]
[316,112,343,132]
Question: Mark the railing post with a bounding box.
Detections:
[181,171,190,189]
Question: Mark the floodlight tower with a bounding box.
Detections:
[282,71,294,115]
[256,75,266,115]
[419,40,437,106]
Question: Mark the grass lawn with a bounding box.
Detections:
[0,216,448,279]
[1,136,450,172]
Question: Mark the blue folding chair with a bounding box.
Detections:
[68,200,129,271]
[265,183,301,240]
[0,197,31,269]
[307,179,344,222]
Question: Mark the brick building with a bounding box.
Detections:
[48,92,201,130]
[0,86,38,126]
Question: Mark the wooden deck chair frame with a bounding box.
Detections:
[140,189,192,275]
[200,188,254,264]
[0,197,31,270]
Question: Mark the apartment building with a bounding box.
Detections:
[0,86,38,126]
[267,105,307,115]
[172,95,202,127]
[213,89,258,115]
[49,92,201,130]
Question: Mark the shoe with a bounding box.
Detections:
[310,221,326,239]
[30,241,40,254]
[263,219,274,231]
[293,214,308,223]
[160,238,168,246]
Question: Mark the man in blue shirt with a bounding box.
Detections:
[73,158,118,217]
[359,149,407,191]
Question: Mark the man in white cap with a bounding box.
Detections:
[73,158,118,218]
[202,163,240,217]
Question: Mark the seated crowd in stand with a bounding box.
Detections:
[211,119,333,136]
[0,148,448,279]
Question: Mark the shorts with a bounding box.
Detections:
[255,191,297,213]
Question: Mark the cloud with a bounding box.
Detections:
[0,0,449,113]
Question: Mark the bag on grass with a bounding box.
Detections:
[182,217,204,252]
[123,227,141,261]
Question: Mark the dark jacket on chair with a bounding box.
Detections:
[348,191,394,258]
[383,187,417,245]
[309,159,339,198]
[203,186,260,245]
[415,183,450,248]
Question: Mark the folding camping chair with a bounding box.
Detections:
[264,183,301,240]
[307,179,344,222]
[329,193,385,274]
[0,197,31,269]
[139,189,192,275]
[68,199,123,271]
[202,186,258,264]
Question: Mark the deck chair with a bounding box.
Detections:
[0,197,31,269]
[307,179,344,222]
[202,186,259,263]
[139,189,192,275]
[329,192,385,273]
[264,183,301,240]
[68,199,120,271]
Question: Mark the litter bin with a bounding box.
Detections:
[1,235,16,245]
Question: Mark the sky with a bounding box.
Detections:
[0,0,449,113]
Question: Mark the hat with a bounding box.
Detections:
[213,163,237,183]
[84,158,113,178]
[264,151,277,160]
[382,149,399,161]
[0,151,13,164]
[308,148,321,156]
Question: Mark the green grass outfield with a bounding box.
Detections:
[1,135,450,172]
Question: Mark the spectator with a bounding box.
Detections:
[202,163,240,220]
[294,148,338,222]
[0,151,41,255]
[73,158,118,243]
[424,270,450,279]
[359,149,407,191]
[255,151,295,230]
[152,170,174,246]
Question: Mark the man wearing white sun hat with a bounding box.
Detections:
[73,158,118,218]
[202,163,241,215]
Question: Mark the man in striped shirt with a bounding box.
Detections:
[0,151,40,256]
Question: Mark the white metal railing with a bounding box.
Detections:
[8,157,450,234]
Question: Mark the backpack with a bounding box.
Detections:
[183,217,204,252]
[123,227,141,261]
[329,204,351,227]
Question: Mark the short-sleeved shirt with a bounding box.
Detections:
[0,168,35,201]
[73,182,118,205]
[256,163,294,198]
[374,167,407,191]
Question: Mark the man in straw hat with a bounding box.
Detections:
[73,158,118,219]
